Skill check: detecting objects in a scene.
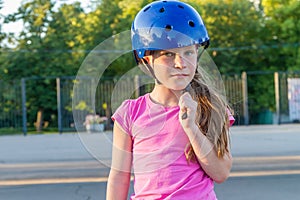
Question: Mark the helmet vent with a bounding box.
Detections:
[159,7,165,13]
[165,24,172,31]
[188,20,195,27]
[178,5,184,9]
[144,6,151,12]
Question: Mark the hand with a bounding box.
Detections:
[179,92,198,129]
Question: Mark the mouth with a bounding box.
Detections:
[171,74,189,77]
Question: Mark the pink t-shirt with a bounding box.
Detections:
[112,93,234,200]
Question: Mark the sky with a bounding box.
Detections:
[1,0,94,35]
[1,0,23,34]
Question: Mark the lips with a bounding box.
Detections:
[171,74,189,77]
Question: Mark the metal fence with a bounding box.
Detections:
[276,71,300,124]
[1,71,300,134]
[223,73,246,125]
[0,80,22,132]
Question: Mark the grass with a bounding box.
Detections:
[0,127,75,136]
[0,127,23,136]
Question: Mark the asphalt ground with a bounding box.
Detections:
[0,124,300,199]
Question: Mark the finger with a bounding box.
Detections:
[179,98,187,120]
[180,93,194,108]
[179,94,197,119]
[179,98,191,121]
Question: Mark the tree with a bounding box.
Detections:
[189,0,265,74]
[79,0,154,77]
[0,0,5,44]
[43,2,88,75]
[1,0,75,131]
[261,0,300,70]
[0,0,298,128]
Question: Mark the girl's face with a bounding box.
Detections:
[144,45,198,91]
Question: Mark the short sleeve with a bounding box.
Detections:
[227,108,235,126]
[111,100,133,136]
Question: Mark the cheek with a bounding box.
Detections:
[190,68,196,77]
[153,67,169,81]
[186,70,196,84]
[152,61,170,76]
[190,58,198,69]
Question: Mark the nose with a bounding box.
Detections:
[174,54,186,69]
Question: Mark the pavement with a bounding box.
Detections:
[0,124,300,199]
[1,124,300,181]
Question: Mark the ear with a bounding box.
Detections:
[143,55,152,64]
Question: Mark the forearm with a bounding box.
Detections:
[106,169,131,200]
[107,123,133,199]
[184,125,232,183]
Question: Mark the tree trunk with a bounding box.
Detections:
[36,108,44,132]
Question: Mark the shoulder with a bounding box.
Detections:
[112,94,149,135]
[226,107,235,126]
[113,94,149,120]
[120,94,148,111]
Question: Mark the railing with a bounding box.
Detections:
[1,71,300,135]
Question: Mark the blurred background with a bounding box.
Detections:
[0,0,299,135]
[0,1,300,200]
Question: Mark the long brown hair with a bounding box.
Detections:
[140,49,232,162]
[185,67,232,162]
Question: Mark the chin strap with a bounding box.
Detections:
[197,44,206,61]
[141,58,162,85]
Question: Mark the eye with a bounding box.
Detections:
[184,50,196,56]
[160,51,175,57]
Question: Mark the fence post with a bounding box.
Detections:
[242,72,249,125]
[56,78,62,133]
[274,72,280,124]
[134,75,140,98]
[21,78,27,136]
[91,77,97,112]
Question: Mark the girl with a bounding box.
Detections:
[107,1,235,199]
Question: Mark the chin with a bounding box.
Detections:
[169,85,187,91]
[161,80,191,91]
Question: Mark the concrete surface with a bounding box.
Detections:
[0,124,299,199]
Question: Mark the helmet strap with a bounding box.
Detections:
[141,58,162,85]
[197,45,206,61]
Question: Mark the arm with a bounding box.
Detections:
[179,93,232,183]
[106,122,133,200]
[184,125,232,183]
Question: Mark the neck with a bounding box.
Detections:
[150,85,182,107]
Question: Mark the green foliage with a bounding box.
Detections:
[189,0,266,73]
[0,0,299,127]
[0,0,5,43]
[262,0,300,70]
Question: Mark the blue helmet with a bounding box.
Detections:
[131,0,210,60]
